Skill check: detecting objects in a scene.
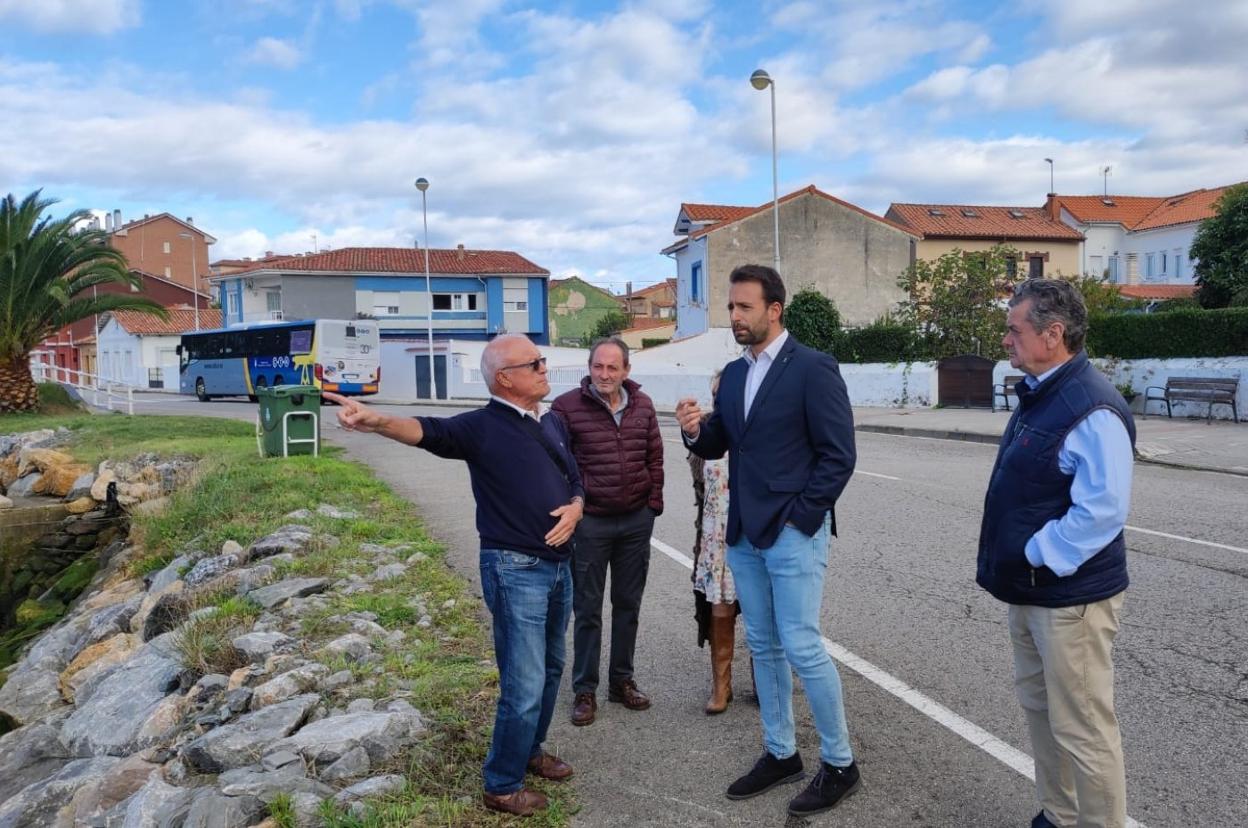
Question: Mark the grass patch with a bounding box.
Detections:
[3,412,574,826]
[267,792,296,828]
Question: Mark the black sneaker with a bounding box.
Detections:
[1032,812,1059,828]
[787,760,861,816]
[725,751,804,800]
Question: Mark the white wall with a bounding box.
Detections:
[1122,224,1198,284]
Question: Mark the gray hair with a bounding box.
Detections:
[480,334,533,392]
[1009,278,1088,353]
[588,336,630,366]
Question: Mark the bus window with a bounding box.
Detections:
[290,329,312,353]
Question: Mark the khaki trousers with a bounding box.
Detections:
[1009,593,1127,828]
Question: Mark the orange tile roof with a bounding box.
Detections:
[688,186,919,240]
[1116,284,1197,300]
[1055,182,1245,230]
[623,278,676,299]
[681,203,758,223]
[887,203,1083,241]
[622,318,676,332]
[1132,185,1237,231]
[229,247,548,276]
[111,307,222,335]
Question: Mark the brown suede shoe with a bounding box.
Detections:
[527,751,574,781]
[482,787,548,817]
[607,679,651,710]
[571,692,597,726]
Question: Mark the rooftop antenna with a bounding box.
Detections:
[1102,166,1112,197]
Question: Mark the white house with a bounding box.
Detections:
[97,307,223,390]
[1047,182,1243,287]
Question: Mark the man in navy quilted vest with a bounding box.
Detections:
[977,278,1136,828]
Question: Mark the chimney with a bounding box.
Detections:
[113,209,122,228]
[1045,194,1059,222]
[186,216,193,225]
[457,243,465,262]
[265,251,274,258]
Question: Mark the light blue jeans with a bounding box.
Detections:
[727,519,854,767]
[478,549,573,795]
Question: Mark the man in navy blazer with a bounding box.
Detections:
[677,264,859,819]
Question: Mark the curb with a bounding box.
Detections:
[854,424,1002,446]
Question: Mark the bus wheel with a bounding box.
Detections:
[250,376,266,403]
[273,374,285,386]
[195,378,209,402]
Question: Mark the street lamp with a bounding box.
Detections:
[414,177,438,400]
[750,68,780,272]
[178,231,200,331]
[1044,157,1055,195]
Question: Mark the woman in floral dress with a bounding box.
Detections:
[689,373,739,714]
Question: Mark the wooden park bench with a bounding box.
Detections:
[993,375,1025,412]
[1144,377,1240,423]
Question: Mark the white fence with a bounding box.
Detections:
[30,359,137,415]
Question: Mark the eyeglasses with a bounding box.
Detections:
[499,356,547,373]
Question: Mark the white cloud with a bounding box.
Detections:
[0,0,139,34]
[244,37,303,70]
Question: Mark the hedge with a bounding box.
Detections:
[832,324,927,364]
[1087,307,1248,359]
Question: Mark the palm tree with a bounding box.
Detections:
[0,190,168,413]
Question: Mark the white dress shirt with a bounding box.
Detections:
[742,330,790,418]
[490,394,545,421]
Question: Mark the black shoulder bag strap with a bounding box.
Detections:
[515,414,572,484]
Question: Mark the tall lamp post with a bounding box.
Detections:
[178,231,200,330]
[1044,157,1055,195]
[750,69,780,272]
[415,177,438,400]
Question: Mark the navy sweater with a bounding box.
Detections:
[416,400,584,561]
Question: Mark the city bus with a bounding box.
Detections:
[177,319,380,401]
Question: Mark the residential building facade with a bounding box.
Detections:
[102,212,215,293]
[621,279,677,320]
[548,276,622,346]
[664,187,917,336]
[1048,183,1242,285]
[885,203,1084,278]
[97,307,223,390]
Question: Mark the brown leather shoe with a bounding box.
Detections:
[527,751,574,781]
[482,787,548,817]
[607,679,651,710]
[571,692,597,726]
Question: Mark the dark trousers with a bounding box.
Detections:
[571,506,654,695]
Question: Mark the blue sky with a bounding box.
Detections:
[2,0,1246,291]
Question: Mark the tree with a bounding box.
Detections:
[894,245,1015,359]
[1191,183,1248,308]
[785,288,841,353]
[581,309,632,346]
[1062,273,1143,316]
[0,191,168,413]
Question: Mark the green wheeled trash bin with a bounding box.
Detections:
[256,385,321,457]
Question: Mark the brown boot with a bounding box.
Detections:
[705,613,734,715]
[482,787,548,816]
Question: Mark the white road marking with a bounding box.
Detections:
[649,534,1147,828]
[856,470,902,481]
[1126,525,1248,556]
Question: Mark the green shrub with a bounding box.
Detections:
[1087,307,1248,358]
[786,289,841,353]
[640,337,670,349]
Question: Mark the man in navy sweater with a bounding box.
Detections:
[324,334,585,818]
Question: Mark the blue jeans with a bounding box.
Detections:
[479,549,573,795]
[727,519,853,766]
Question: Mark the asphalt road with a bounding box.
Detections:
[127,394,1248,827]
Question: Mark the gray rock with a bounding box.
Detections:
[332,773,406,803]
[323,634,371,662]
[231,631,293,663]
[192,673,229,698]
[61,635,183,756]
[245,578,329,609]
[261,750,301,771]
[0,757,120,828]
[140,593,189,642]
[349,618,387,637]
[108,775,194,828]
[368,562,407,582]
[181,789,266,828]
[224,687,253,714]
[218,763,333,802]
[187,606,218,623]
[250,664,328,710]
[0,494,12,509]
[316,503,359,519]
[24,611,93,668]
[247,525,319,560]
[0,717,72,804]
[319,745,370,783]
[146,555,189,594]
[0,662,67,726]
[289,791,327,827]
[183,553,243,588]
[267,710,425,766]
[320,670,354,693]
[65,471,96,501]
[284,509,313,520]
[220,539,245,558]
[182,693,319,773]
[7,472,43,497]
[345,698,375,714]
[85,596,143,646]
[231,564,274,595]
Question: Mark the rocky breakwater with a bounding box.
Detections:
[1,430,195,671]
[0,515,429,827]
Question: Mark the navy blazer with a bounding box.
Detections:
[688,334,856,550]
